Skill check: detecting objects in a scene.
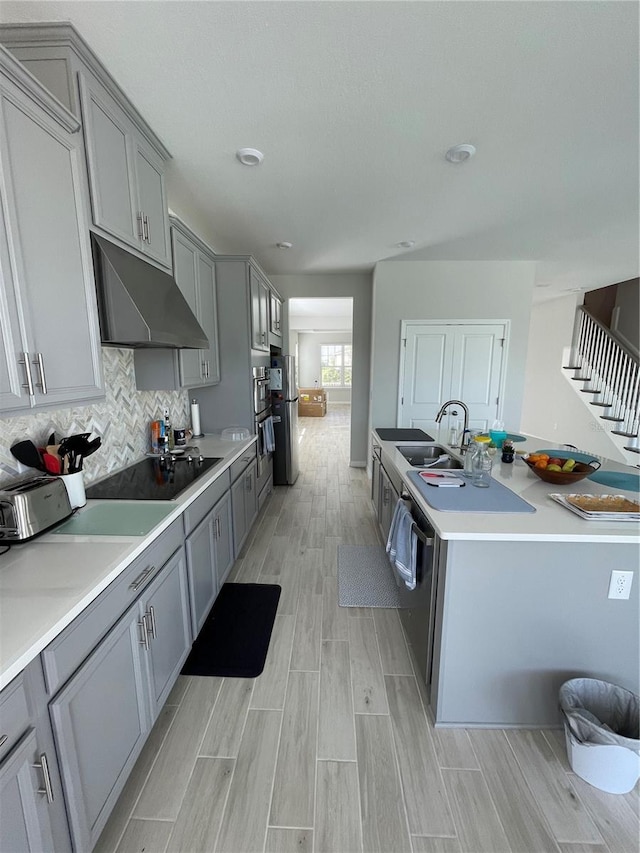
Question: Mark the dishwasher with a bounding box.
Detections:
[396,487,439,692]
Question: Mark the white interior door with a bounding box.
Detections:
[399,322,507,435]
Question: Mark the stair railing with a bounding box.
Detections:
[565,307,639,452]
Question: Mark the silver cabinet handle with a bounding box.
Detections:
[143,214,150,243]
[146,605,157,639]
[32,353,47,394]
[33,753,54,804]
[216,516,221,538]
[137,211,145,240]
[0,734,7,749]
[138,614,150,650]
[129,564,159,592]
[19,352,34,395]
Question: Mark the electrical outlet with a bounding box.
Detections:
[608,570,633,600]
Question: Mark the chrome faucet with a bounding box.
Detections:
[435,400,470,448]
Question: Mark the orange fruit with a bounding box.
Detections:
[535,460,548,469]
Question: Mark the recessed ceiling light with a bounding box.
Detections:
[236,148,264,166]
[396,240,415,249]
[276,241,293,249]
[445,143,476,163]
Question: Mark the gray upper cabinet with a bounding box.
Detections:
[270,290,283,341]
[80,72,171,268]
[0,46,103,414]
[0,23,173,271]
[134,216,221,391]
[250,268,270,351]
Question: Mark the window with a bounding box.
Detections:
[320,344,352,387]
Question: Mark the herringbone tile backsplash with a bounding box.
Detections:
[0,348,190,486]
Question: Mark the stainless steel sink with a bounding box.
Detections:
[395,445,463,469]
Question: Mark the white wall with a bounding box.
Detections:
[271,273,372,466]
[297,331,353,404]
[371,261,536,431]
[521,293,626,461]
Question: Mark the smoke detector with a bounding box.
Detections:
[445,143,476,163]
[236,148,264,166]
[276,241,293,249]
[396,241,415,249]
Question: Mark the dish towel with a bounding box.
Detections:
[386,498,418,590]
[264,416,276,452]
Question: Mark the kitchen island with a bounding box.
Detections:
[373,430,639,727]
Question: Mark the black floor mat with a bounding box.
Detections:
[181,583,281,678]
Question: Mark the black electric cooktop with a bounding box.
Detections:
[86,456,222,501]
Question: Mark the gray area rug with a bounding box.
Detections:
[337,545,401,608]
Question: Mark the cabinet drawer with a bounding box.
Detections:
[0,673,30,763]
[182,470,230,535]
[229,446,257,484]
[41,520,183,696]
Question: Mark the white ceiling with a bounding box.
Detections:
[2,1,638,301]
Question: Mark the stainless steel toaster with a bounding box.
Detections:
[0,477,72,542]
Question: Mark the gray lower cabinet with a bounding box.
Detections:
[185,490,233,637]
[134,216,221,391]
[0,730,55,852]
[141,548,191,718]
[231,459,258,556]
[0,46,103,414]
[48,544,190,851]
[49,606,149,852]
[0,660,70,853]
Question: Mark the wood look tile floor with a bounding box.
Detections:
[97,406,639,853]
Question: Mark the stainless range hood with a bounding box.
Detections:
[91,234,209,349]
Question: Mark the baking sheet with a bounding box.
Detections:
[548,493,640,522]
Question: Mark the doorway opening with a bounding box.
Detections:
[288,298,354,452]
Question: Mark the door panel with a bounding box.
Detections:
[400,323,506,434]
[79,75,135,245]
[134,143,170,267]
[198,253,220,383]
[174,232,202,387]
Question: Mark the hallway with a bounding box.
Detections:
[96,407,638,853]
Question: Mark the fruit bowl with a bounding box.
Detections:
[523,455,601,486]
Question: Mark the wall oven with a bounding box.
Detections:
[253,366,270,417]
[255,406,271,478]
[253,367,272,478]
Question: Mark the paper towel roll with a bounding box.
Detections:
[190,398,202,437]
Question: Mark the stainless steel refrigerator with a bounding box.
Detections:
[269,355,299,485]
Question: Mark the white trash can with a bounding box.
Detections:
[559,678,640,794]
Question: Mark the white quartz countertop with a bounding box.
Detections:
[373,429,640,544]
[0,435,256,690]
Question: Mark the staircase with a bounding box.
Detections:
[563,307,639,467]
